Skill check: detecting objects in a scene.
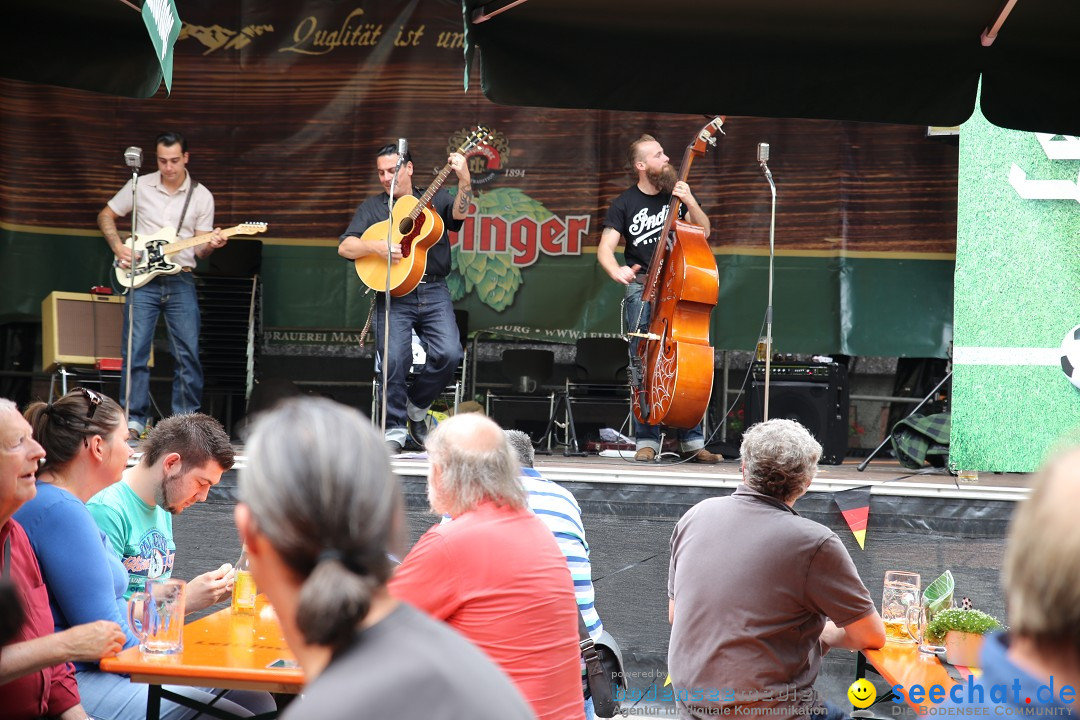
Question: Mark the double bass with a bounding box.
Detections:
[632,117,724,429]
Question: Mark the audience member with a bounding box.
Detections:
[389,413,583,720]
[15,389,273,720]
[938,444,1080,717]
[667,419,885,720]
[505,428,604,719]
[0,397,125,720]
[235,397,535,720]
[88,412,236,612]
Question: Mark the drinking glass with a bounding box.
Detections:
[906,603,947,654]
[128,578,186,654]
[881,570,920,644]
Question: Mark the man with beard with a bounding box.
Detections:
[597,134,721,463]
[88,413,237,613]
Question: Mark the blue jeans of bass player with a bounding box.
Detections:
[120,273,203,431]
[372,278,462,445]
[623,282,705,453]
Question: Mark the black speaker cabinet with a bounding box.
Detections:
[745,363,849,465]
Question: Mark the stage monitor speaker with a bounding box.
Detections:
[745,363,849,465]
[41,291,152,372]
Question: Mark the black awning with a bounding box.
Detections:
[462,0,1080,136]
[1,0,168,98]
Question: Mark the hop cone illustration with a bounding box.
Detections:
[449,188,551,310]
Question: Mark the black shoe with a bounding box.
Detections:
[386,440,403,455]
[407,416,429,448]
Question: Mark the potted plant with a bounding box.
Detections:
[926,608,1003,667]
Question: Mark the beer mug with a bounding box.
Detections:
[128,578,186,654]
[906,603,946,655]
[881,571,920,644]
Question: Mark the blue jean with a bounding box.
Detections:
[77,668,276,720]
[623,282,704,452]
[120,273,203,430]
[372,278,462,444]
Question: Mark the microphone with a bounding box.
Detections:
[396,138,408,161]
[757,142,772,179]
[124,146,143,169]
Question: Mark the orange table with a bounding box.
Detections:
[859,642,960,713]
[101,602,305,719]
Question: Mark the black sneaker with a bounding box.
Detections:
[386,440,404,455]
[407,415,429,448]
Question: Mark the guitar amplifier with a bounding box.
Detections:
[41,291,152,372]
[746,362,849,465]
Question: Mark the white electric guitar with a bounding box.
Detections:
[114,222,267,289]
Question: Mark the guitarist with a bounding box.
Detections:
[338,143,473,453]
[97,131,226,441]
[597,134,721,464]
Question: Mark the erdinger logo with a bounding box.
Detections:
[450,127,511,186]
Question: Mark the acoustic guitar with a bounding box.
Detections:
[114,222,268,289]
[354,127,490,297]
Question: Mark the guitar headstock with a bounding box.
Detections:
[690,116,726,156]
[235,222,268,235]
[457,126,493,154]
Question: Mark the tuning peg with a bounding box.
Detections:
[707,137,717,147]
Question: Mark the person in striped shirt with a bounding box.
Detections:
[505,429,604,719]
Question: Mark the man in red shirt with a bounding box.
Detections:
[389,413,584,720]
[0,398,126,720]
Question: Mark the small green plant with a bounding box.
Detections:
[926,608,1003,644]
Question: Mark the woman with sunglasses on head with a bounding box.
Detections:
[15,389,272,720]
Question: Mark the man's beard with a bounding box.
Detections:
[156,468,185,514]
[646,163,677,194]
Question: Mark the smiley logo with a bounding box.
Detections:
[848,679,877,708]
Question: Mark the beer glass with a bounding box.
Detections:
[128,578,186,654]
[881,571,920,644]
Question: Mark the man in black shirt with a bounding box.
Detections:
[597,134,721,464]
[338,144,473,453]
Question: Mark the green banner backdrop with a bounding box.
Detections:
[1,0,957,361]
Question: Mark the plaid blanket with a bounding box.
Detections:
[891,412,951,469]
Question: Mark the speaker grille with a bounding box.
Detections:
[745,363,849,464]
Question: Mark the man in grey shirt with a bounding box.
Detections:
[667,419,885,720]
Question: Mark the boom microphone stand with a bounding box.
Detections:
[758,143,776,421]
[380,138,408,437]
[121,146,142,425]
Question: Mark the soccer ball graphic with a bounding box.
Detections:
[1063,325,1080,390]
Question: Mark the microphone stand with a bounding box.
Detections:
[760,160,776,421]
[380,154,405,437]
[123,168,139,426]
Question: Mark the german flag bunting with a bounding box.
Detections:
[834,486,872,550]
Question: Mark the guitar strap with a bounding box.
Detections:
[176,178,199,236]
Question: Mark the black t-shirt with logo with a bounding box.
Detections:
[602,185,686,273]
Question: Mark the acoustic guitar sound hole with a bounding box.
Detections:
[398,217,414,235]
